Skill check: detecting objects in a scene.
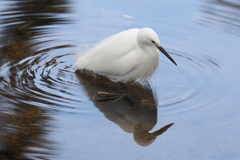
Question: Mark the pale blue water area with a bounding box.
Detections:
[1,0,240,159]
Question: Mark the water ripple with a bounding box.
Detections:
[200,0,240,35]
[0,1,75,159]
[155,50,223,115]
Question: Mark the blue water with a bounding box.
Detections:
[1,0,240,159]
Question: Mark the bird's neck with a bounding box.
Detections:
[142,46,159,63]
[137,46,159,81]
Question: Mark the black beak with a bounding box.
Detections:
[157,46,177,66]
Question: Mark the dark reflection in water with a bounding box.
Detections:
[0,103,54,160]
[201,0,240,34]
[0,0,71,159]
[0,0,70,62]
[76,71,174,146]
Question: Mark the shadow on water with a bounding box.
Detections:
[76,71,174,147]
[0,0,71,159]
[201,0,240,35]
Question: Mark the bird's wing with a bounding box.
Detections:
[75,28,142,76]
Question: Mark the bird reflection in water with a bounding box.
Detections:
[76,70,174,146]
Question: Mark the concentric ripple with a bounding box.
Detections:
[0,52,82,111]
[154,50,223,115]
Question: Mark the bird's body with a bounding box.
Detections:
[75,28,177,83]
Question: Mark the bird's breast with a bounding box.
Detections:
[135,50,159,81]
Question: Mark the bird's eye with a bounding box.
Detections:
[151,40,155,43]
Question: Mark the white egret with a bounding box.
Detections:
[75,27,177,83]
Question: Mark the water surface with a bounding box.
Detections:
[1,0,240,159]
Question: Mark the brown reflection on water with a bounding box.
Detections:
[0,103,54,160]
[0,0,70,159]
[76,71,174,147]
[0,0,70,64]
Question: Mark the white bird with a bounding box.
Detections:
[75,27,177,83]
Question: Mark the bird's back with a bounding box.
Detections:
[75,28,142,77]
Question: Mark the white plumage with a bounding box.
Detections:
[75,27,177,83]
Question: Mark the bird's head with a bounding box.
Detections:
[138,28,177,66]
